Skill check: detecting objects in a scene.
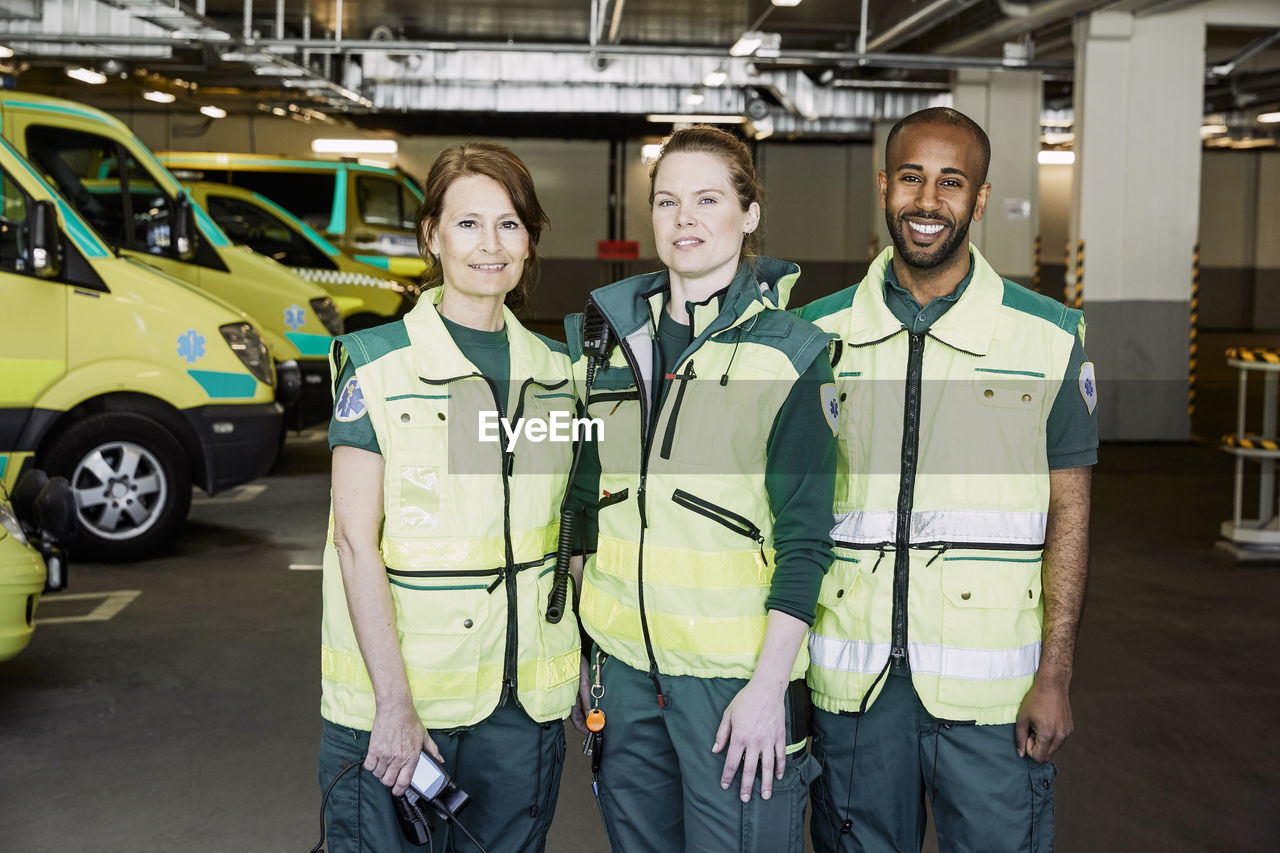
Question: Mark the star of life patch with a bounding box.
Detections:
[1078,362,1097,415]
[820,382,839,436]
[334,376,368,423]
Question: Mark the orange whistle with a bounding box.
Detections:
[586,708,606,732]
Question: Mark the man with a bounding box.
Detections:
[794,107,1097,853]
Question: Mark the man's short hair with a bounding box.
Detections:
[885,107,991,185]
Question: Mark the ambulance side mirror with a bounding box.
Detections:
[30,200,61,279]
[173,193,198,261]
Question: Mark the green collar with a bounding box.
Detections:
[846,246,1003,355]
[404,285,539,379]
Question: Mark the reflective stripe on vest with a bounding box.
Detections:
[831,509,1048,547]
[808,633,1042,681]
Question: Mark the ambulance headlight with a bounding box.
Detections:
[220,323,275,387]
[0,501,28,546]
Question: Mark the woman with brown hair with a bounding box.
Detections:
[318,142,580,852]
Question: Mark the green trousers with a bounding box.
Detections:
[809,668,1057,853]
[592,654,821,853]
[318,700,566,853]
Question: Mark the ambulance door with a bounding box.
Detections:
[0,164,67,478]
[20,124,210,287]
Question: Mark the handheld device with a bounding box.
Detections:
[546,300,615,623]
[394,750,478,849]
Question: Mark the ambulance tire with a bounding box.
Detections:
[44,412,193,563]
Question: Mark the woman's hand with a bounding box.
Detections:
[366,698,444,796]
[570,653,593,735]
[712,678,788,802]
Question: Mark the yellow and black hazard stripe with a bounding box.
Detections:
[1225,347,1280,364]
[1189,244,1199,416]
[1222,434,1280,451]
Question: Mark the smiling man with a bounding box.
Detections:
[793,108,1098,853]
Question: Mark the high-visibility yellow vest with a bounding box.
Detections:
[321,288,580,730]
[796,247,1084,725]
[570,259,834,681]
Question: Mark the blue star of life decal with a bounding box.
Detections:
[285,303,306,330]
[1078,361,1097,415]
[820,382,839,436]
[177,329,206,363]
[334,376,368,423]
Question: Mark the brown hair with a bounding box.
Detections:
[415,142,549,310]
[647,125,764,257]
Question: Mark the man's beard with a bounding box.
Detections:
[886,210,971,270]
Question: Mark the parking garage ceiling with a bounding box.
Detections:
[0,0,1278,143]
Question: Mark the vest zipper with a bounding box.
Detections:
[670,488,767,564]
[891,332,926,665]
[658,360,696,460]
[482,373,520,705]
[609,312,666,706]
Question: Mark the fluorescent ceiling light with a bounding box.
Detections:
[1038,151,1075,165]
[772,0,803,6]
[685,92,705,106]
[66,67,107,85]
[1200,124,1227,136]
[1040,132,1075,145]
[751,118,775,140]
[646,114,745,124]
[0,46,13,59]
[640,143,663,165]
[702,68,728,87]
[730,32,764,57]
[200,105,227,118]
[1040,118,1073,128]
[1258,111,1280,124]
[143,90,176,104]
[312,138,399,155]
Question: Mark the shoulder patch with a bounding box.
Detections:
[1078,362,1097,415]
[821,382,840,436]
[334,375,368,423]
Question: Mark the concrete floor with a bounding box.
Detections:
[2,333,1278,852]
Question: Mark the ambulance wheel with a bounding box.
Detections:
[43,412,192,563]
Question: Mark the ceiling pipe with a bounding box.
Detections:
[867,0,983,52]
[1208,28,1280,80]
[932,0,1114,56]
[608,0,626,44]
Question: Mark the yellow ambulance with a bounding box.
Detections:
[157,152,429,279]
[0,471,73,662]
[0,92,338,429]
[182,181,419,331]
[0,136,281,562]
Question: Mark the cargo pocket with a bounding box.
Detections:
[937,558,1042,709]
[1029,760,1057,853]
[389,575,498,704]
[740,750,821,853]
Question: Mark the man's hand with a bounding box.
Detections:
[365,699,442,796]
[713,679,788,802]
[1014,677,1073,763]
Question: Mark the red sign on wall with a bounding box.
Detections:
[597,240,639,260]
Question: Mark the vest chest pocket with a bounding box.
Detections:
[385,397,454,537]
[970,370,1046,412]
[586,388,642,472]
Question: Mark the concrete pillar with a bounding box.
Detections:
[951,69,1042,285]
[1071,8,1205,441]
